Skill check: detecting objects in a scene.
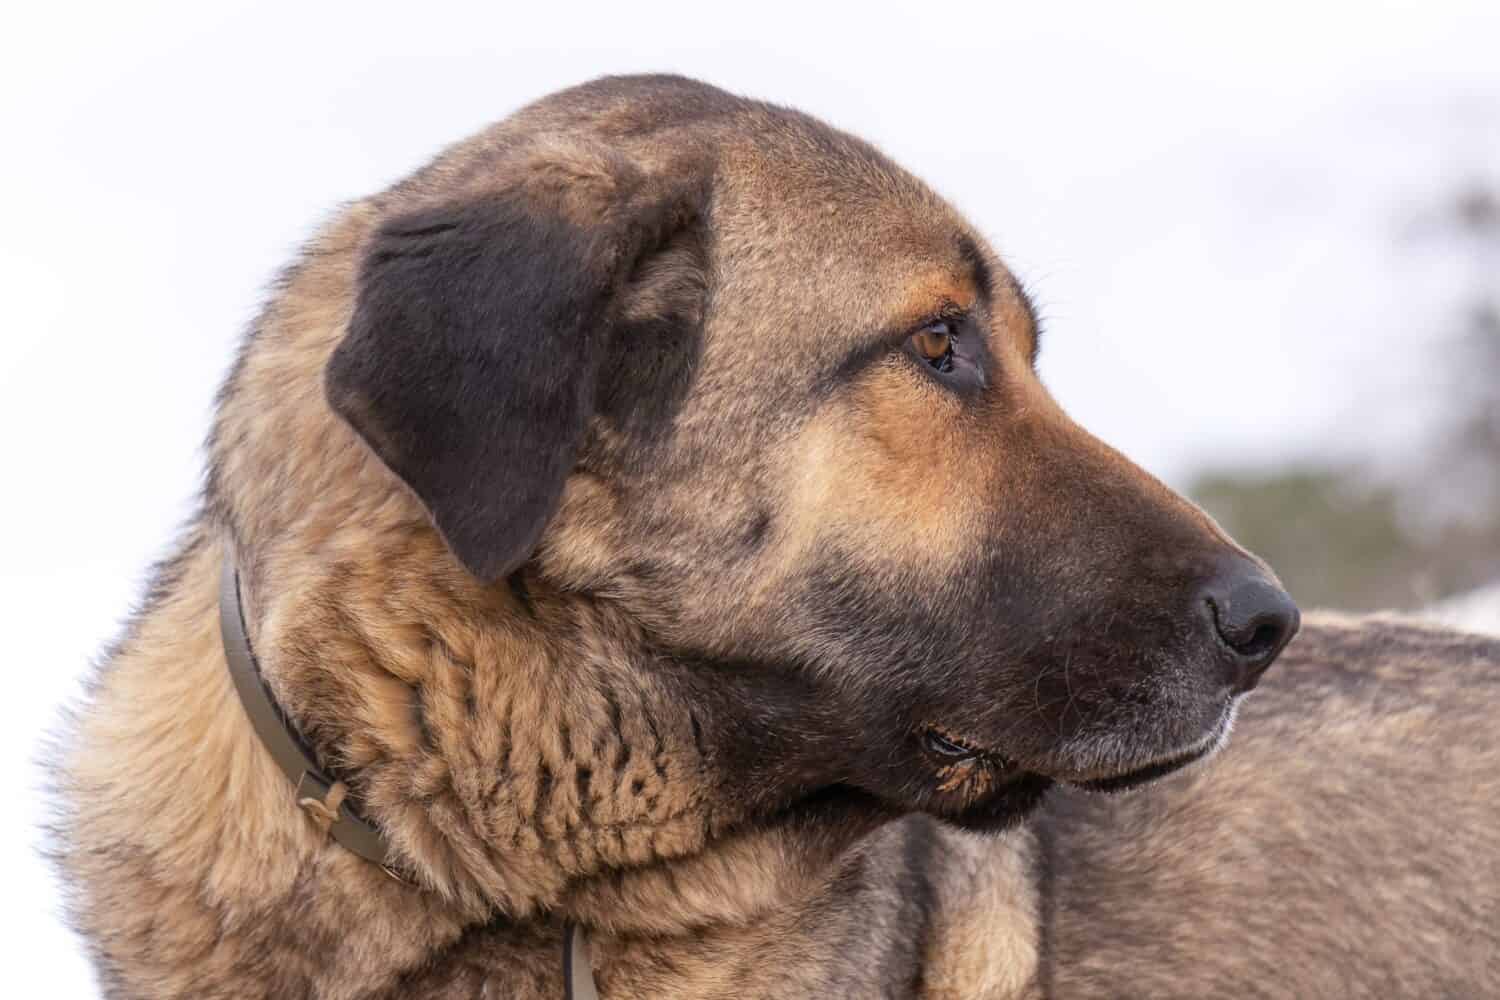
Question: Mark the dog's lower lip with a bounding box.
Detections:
[1068,708,1235,792]
[1072,740,1217,793]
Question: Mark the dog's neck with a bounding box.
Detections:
[59,528,481,997]
[234,501,879,905]
[60,516,892,997]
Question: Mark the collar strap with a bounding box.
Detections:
[218,551,401,871]
[219,549,598,997]
[564,924,599,1000]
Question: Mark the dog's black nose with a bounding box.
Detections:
[1201,565,1300,692]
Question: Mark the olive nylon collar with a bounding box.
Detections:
[217,553,396,870]
[217,549,596,999]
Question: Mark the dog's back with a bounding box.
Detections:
[1037,615,1500,998]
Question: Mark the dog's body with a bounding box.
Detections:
[53,75,1498,998]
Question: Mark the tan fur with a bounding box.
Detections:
[923,831,1041,1000]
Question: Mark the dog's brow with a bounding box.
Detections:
[1012,281,1043,365]
[957,235,995,308]
[958,235,1041,364]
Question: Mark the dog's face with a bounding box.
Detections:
[327,77,1298,833]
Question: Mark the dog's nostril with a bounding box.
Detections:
[1210,607,1285,658]
[1240,621,1284,659]
[1201,569,1300,692]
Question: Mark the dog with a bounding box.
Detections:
[52,74,1498,998]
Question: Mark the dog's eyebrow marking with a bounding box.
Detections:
[957,235,994,308]
[959,234,1042,365]
[1010,279,1043,365]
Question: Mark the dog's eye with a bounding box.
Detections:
[908,321,955,373]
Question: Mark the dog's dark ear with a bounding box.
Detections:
[326,147,706,582]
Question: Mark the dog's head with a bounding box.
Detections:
[324,75,1297,836]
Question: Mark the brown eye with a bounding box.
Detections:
[909,321,955,373]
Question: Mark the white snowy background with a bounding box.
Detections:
[3,1,1497,993]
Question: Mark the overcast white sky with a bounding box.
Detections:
[4,1,1498,992]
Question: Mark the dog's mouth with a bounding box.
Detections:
[1073,701,1238,791]
[1070,734,1220,792]
[920,701,1234,807]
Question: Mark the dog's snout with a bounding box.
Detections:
[1201,565,1300,692]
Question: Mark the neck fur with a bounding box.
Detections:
[57,507,888,997]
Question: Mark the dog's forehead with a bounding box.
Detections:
[704,123,1005,349]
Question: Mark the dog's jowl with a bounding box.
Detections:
[53,75,1500,999]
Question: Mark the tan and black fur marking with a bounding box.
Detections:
[51,74,1499,998]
